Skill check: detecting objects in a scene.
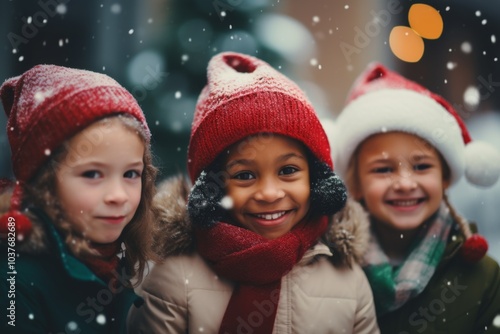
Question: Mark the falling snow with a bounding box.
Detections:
[96,314,106,325]
[446,62,457,70]
[111,4,122,14]
[461,42,472,54]
[220,196,234,209]
[67,321,78,331]
[56,4,67,15]
[464,86,480,108]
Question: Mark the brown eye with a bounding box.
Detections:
[279,166,298,175]
[82,170,101,179]
[233,171,255,180]
[414,164,431,171]
[124,170,142,178]
[372,167,392,174]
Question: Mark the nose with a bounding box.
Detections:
[104,178,128,205]
[254,177,285,203]
[392,173,417,192]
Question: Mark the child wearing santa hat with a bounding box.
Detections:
[0,65,157,333]
[127,52,380,333]
[331,63,500,333]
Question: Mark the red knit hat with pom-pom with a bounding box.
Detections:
[0,64,149,242]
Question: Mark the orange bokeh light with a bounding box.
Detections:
[389,3,443,62]
[409,3,443,39]
[389,26,425,63]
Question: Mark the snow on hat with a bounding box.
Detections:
[332,62,498,263]
[332,62,500,188]
[187,52,333,182]
[0,64,150,240]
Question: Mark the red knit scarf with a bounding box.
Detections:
[81,242,121,285]
[195,216,328,334]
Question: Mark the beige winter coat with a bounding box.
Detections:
[127,177,379,334]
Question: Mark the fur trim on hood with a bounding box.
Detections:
[0,189,49,254]
[152,175,370,266]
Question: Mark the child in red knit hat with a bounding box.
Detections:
[331,63,500,333]
[128,52,380,333]
[0,65,157,334]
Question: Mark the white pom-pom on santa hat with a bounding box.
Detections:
[464,141,500,187]
[332,62,500,190]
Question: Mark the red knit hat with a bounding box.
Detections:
[0,64,150,240]
[187,52,332,182]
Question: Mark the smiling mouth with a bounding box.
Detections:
[387,199,424,206]
[253,211,288,220]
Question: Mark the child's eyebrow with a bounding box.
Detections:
[410,153,434,161]
[226,153,306,169]
[226,159,251,170]
[277,152,306,162]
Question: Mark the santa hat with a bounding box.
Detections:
[333,62,500,187]
[332,62,499,263]
[187,52,346,227]
[0,64,150,241]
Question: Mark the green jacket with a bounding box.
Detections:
[377,225,500,334]
[1,212,140,334]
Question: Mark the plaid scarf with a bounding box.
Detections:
[362,204,453,316]
[195,216,328,334]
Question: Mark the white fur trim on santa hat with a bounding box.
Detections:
[464,141,500,187]
[332,88,465,185]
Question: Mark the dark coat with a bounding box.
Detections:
[0,205,140,334]
[377,225,500,334]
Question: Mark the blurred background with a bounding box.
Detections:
[0,0,498,260]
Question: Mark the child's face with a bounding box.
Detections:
[55,118,145,244]
[225,135,310,239]
[353,132,449,232]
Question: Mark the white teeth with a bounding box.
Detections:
[256,211,286,220]
[392,199,418,206]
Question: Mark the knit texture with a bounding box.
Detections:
[1,64,150,183]
[195,216,329,333]
[187,52,332,182]
[0,64,150,241]
[362,205,453,316]
[332,62,500,187]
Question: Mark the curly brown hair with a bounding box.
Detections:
[24,115,158,286]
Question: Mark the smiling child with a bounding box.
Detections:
[128,52,380,333]
[332,63,500,333]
